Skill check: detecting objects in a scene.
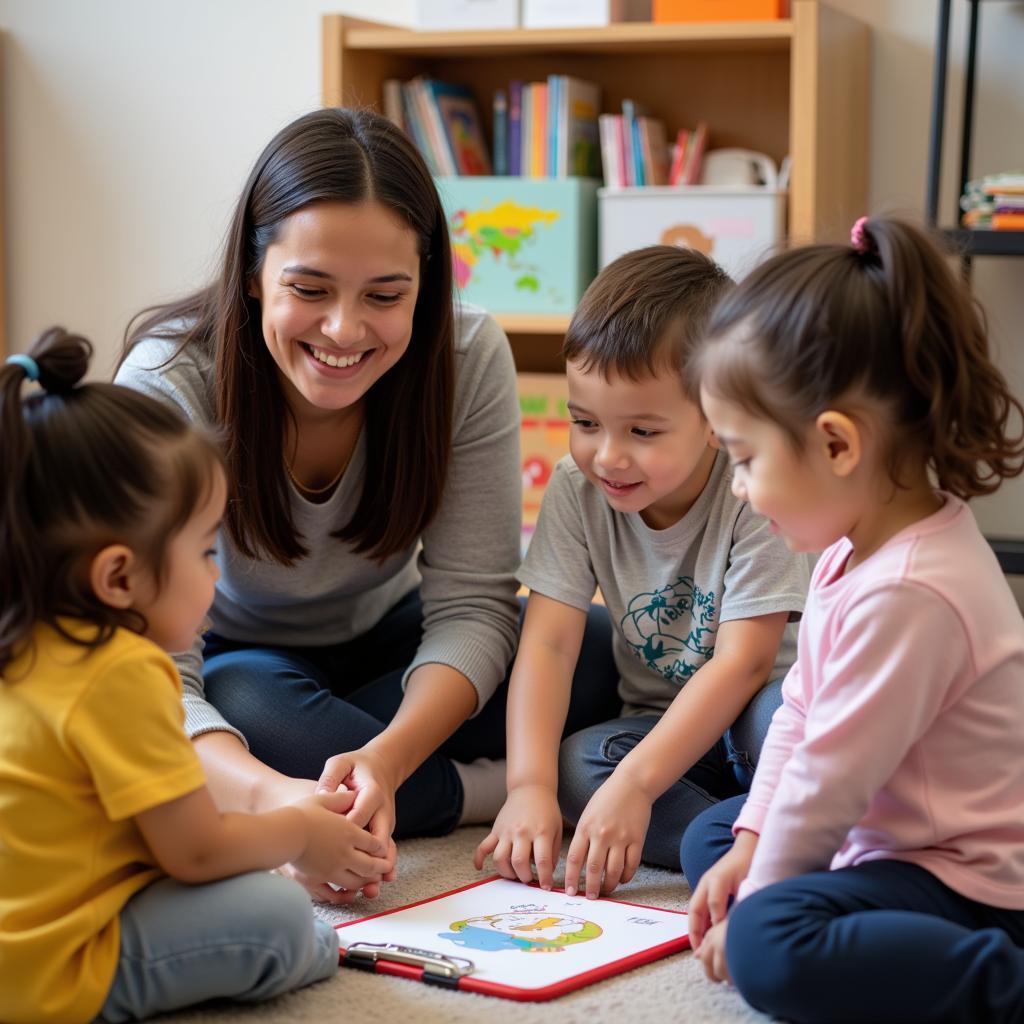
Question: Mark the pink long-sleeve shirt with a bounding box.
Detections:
[735,495,1024,909]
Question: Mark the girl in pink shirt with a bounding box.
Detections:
[681,216,1024,1023]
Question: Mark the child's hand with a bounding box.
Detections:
[695,919,731,983]
[291,790,394,895]
[473,784,563,890]
[563,775,650,899]
[687,829,758,949]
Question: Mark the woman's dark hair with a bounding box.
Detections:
[122,107,455,566]
[697,216,1024,499]
[0,328,224,673]
[563,245,733,398]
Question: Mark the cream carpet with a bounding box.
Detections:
[163,827,768,1024]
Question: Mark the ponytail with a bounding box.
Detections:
[700,216,1024,499]
[0,328,224,674]
[852,217,1024,497]
[0,329,92,670]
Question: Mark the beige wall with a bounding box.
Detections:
[1,0,1021,533]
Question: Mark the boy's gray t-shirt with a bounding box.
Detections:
[518,452,809,714]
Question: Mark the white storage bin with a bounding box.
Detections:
[599,185,787,280]
[415,0,519,30]
[522,0,650,28]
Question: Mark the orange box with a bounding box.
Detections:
[653,0,788,22]
[518,373,571,534]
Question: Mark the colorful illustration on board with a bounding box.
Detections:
[450,200,561,294]
[439,907,603,954]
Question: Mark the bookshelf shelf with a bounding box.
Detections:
[943,227,1024,259]
[341,21,793,58]
[495,313,573,334]
[322,3,869,367]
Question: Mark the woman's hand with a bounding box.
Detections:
[687,829,758,949]
[563,774,650,899]
[316,744,399,848]
[474,784,564,890]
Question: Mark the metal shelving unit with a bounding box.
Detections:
[924,0,1024,573]
[925,0,1024,269]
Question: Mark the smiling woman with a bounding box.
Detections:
[109,109,619,907]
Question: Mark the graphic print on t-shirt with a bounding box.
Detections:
[620,576,717,684]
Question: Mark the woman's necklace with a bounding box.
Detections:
[284,452,350,496]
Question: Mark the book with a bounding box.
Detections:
[336,876,690,1001]
[547,74,561,177]
[424,79,492,175]
[381,79,404,132]
[401,83,441,176]
[493,89,508,176]
[410,77,455,175]
[521,84,533,179]
[527,82,549,179]
[668,127,689,186]
[599,113,624,188]
[683,120,708,185]
[638,116,670,186]
[508,80,523,177]
[558,75,602,178]
[621,99,649,187]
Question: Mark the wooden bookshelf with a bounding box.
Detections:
[322,4,869,368]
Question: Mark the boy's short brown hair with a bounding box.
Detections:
[563,245,733,399]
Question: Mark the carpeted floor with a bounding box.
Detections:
[162,827,768,1024]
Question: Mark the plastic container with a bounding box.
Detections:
[653,0,788,22]
[599,185,787,279]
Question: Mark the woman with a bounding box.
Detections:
[117,108,619,902]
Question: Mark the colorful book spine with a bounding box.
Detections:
[531,82,548,179]
[493,90,508,175]
[520,84,533,179]
[547,74,561,177]
[561,76,601,178]
[508,80,523,177]
[599,113,623,188]
[401,83,440,175]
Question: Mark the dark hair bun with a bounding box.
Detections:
[28,327,93,395]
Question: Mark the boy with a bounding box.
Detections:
[474,247,809,899]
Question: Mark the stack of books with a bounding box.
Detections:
[491,76,602,178]
[598,103,706,189]
[382,77,491,176]
[960,172,1024,231]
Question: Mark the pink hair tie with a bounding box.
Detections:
[850,216,870,252]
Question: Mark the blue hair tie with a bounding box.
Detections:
[6,354,40,381]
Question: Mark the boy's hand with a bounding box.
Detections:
[687,829,758,949]
[563,775,649,898]
[291,790,394,895]
[473,784,563,890]
[695,919,731,983]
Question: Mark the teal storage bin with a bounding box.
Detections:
[436,176,599,316]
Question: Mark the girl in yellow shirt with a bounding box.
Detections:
[0,328,394,1024]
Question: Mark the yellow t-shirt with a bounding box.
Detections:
[0,622,208,1024]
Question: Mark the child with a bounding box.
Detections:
[684,216,1024,1022]
[0,329,394,1024]
[475,246,810,898]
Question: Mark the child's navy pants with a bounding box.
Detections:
[681,794,1024,1023]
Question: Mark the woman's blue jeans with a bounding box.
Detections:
[558,678,783,867]
[202,591,621,838]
